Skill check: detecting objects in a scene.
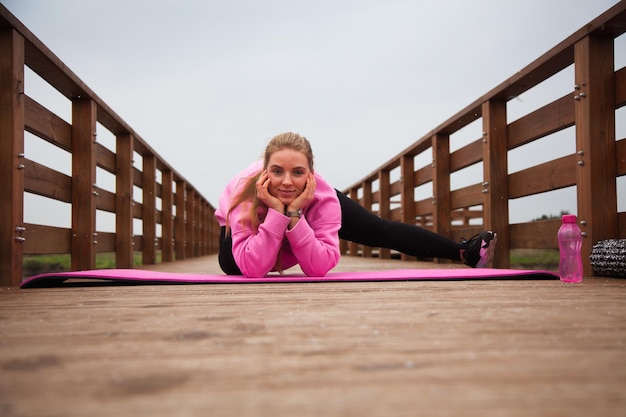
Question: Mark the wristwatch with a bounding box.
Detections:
[285,209,302,218]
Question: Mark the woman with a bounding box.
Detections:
[215,132,496,277]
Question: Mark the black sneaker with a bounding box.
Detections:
[460,231,497,268]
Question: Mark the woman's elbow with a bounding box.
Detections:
[241,266,269,278]
[302,254,340,277]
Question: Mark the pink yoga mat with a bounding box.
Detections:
[20,268,558,288]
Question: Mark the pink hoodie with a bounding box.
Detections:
[215,161,341,277]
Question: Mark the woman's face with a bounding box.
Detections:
[266,148,311,207]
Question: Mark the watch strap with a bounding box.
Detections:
[285,209,302,218]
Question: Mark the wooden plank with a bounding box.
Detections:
[389,180,402,198]
[116,133,134,268]
[616,64,626,108]
[482,100,510,268]
[508,154,577,199]
[142,154,157,265]
[0,28,25,286]
[361,181,373,258]
[24,95,71,151]
[70,99,97,271]
[95,187,115,213]
[432,133,452,238]
[371,189,380,205]
[96,142,115,173]
[94,231,115,253]
[198,202,206,256]
[132,201,143,219]
[450,139,482,172]
[133,234,142,251]
[450,184,483,210]
[133,166,143,188]
[4,258,626,416]
[389,207,402,222]
[400,155,415,261]
[413,164,432,186]
[22,223,70,254]
[414,198,433,218]
[347,189,359,257]
[194,192,201,257]
[617,139,626,176]
[161,170,174,262]
[206,204,213,255]
[175,180,186,260]
[23,158,72,202]
[208,205,217,254]
[378,170,391,259]
[449,226,483,244]
[508,93,575,150]
[510,219,560,249]
[574,34,618,275]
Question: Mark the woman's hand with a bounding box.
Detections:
[256,170,284,213]
[286,172,316,213]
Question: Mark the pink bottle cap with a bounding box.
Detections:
[562,214,577,223]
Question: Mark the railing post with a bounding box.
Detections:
[115,133,134,268]
[186,187,195,258]
[348,188,359,256]
[400,155,415,261]
[0,28,25,286]
[432,133,452,264]
[361,181,373,258]
[197,198,204,256]
[208,206,216,254]
[199,201,206,256]
[175,180,186,260]
[71,98,97,271]
[161,169,174,262]
[206,203,212,255]
[432,133,452,238]
[482,99,510,268]
[194,192,201,257]
[142,154,157,264]
[378,170,391,259]
[574,34,617,276]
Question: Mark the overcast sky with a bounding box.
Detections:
[3,0,624,229]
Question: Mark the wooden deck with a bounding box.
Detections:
[1,256,625,417]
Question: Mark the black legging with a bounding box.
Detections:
[219,189,462,275]
[335,190,461,260]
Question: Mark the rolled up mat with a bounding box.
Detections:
[590,239,626,278]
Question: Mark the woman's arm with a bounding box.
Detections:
[285,214,341,277]
[230,208,290,278]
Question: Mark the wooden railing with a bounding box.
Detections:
[341,2,626,276]
[0,5,220,286]
[2,4,625,286]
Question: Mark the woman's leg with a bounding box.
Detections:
[336,190,462,260]
[218,226,243,275]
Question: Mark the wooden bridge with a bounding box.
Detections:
[1,4,626,416]
[2,2,626,287]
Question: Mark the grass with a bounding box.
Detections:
[22,252,161,278]
[510,249,559,271]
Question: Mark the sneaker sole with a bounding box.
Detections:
[476,233,497,268]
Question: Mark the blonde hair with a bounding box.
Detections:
[227,132,314,231]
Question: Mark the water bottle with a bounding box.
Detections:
[557,214,583,283]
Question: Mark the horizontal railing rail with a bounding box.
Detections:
[341,2,626,275]
[0,4,220,286]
